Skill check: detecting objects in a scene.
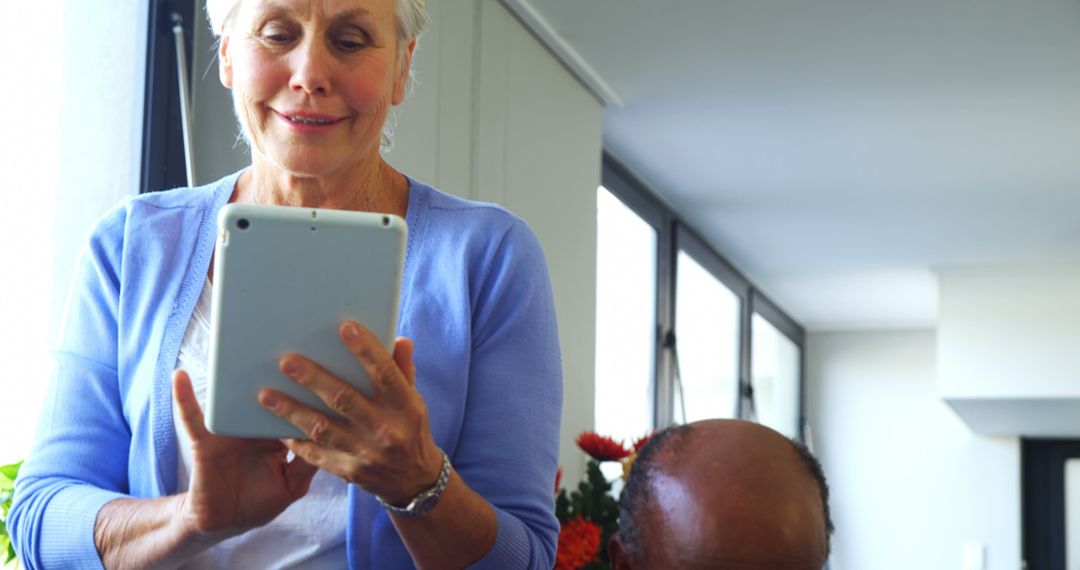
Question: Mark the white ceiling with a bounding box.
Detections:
[509,0,1080,331]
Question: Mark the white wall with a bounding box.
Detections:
[806,330,1020,570]
[939,264,1080,399]
[936,265,1080,435]
[189,0,604,485]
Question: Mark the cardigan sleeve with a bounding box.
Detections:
[458,220,563,569]
[9,204,133,570]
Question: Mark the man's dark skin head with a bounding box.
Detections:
[608,419,833,569]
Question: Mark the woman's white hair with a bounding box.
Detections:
[204,0,428,151]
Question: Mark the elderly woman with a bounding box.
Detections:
[9,0,562,568]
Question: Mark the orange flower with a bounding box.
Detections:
[555,516,602,570]
[631,431,654,453]
[575,431,630,462]
[554,466,564,495]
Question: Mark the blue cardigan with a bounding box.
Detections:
[10,171,563,569]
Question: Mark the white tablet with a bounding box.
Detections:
[205,204,407,439]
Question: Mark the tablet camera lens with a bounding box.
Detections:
[237,218,250,230]
[382,215,390,226]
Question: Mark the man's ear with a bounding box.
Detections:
[218,35,233,89]
[608,532,633,570]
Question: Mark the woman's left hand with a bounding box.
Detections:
[258,321,444,506]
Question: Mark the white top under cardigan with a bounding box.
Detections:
[172,280,348,569]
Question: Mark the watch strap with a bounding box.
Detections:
[376,450,451,518]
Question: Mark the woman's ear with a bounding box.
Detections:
[391,37,417,105]
[218,35,233,89]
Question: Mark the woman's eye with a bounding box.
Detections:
[259,24,296,44]
[335,36,368,51]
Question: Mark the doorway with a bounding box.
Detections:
[1022,438,1080,569]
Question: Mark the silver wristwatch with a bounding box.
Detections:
[376,451,451,517]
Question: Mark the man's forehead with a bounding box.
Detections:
[640,502,827,570]
[638,421,828,568]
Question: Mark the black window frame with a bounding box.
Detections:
[141,0,195,194]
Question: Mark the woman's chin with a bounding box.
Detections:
[269,155,350,179]
[255,142,381,179]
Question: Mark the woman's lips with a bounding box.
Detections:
[274,110,346,130]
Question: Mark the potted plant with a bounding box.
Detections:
[554,432,651,570]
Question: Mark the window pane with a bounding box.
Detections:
[674,251,740,423]
[751,314,801,439]
[595,186,656,446]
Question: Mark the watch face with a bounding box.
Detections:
[410,494,438,516]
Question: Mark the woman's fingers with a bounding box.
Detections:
[393,337,417,388]
[339,321,412,408]
[266,324,433,498]
[259,388,351,449]
[173,369,211,442]
[276,353,378,429]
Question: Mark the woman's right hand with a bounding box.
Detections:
[172,369,319,540]
[91,372,319,568]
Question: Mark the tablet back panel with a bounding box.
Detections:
[206,204,407,439]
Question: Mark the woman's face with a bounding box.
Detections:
[220,0,413,177]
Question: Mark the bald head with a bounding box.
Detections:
[610,420,832,569]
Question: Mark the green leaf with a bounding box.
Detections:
[555,489,570,522]
[0,463,21,483]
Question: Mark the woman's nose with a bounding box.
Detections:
[290,39,332,95]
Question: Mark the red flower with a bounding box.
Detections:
[554,466,564,496]
[555,516,602,570]
[575,432,631,462]
[631,431,655,454]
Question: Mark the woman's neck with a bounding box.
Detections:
[232,157,409,216]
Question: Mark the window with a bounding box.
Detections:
[673,250,740,422]
[596,155,806,442]
[672,225,749,424]
[751,313,801,438]
[750,291,805,439]
[594,186,657,445]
